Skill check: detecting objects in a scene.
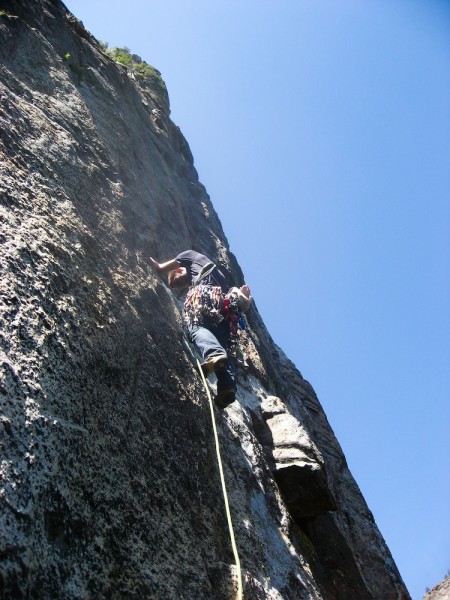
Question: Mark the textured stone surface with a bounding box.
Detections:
[424,577,450,600]
[0,1,410,598]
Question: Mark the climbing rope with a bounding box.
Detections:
[196,359,243,600]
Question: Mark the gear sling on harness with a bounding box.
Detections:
[183,261,223,327]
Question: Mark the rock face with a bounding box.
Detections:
[424,578,450,600]
[0,1,410,598]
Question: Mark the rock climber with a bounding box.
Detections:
[150,250,252,408]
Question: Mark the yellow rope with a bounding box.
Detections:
[197,359,243,600]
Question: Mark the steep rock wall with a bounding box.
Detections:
[0,1,410,598]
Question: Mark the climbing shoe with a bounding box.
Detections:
[214,389,236,409]
[200,354,228,377]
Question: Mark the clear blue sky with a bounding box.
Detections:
[65,1,449,598]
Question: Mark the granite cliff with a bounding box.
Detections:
[0,1,411,598]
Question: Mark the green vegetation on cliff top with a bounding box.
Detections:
[99,43,169,111]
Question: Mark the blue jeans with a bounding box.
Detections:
[186,320,236,392]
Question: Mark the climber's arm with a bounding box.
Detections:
[150,257,178,275]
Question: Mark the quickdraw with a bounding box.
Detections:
[184,285,246,341]
[222,293,240,337]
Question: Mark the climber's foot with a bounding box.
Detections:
[200,354,228,377]
[214,389,236,409]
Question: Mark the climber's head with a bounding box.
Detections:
[168,266,190,290]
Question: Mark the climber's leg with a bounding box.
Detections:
[187,322,236,394]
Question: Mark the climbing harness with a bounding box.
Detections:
[183,261,246,356]
[196,359,243,600]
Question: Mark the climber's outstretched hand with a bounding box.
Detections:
[149,257,162,275]
[240,284,251,299]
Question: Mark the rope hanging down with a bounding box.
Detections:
[196,359,243,600]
